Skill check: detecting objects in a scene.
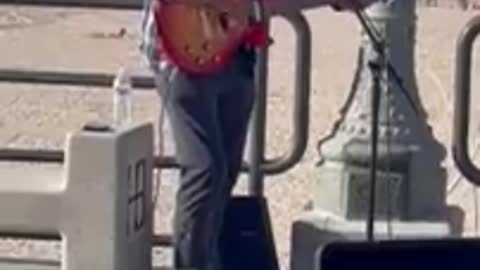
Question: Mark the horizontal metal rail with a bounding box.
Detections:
[0,69,155,89]
[0,231,172,246]
[0,0,340,14]
[259,12,311,174]
[0,0,143,10]
[0,14,311,177]
[0,147,289,173]
[0,148,179,168]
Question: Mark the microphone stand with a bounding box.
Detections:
[366,47,385,242]
[347,0,389,243]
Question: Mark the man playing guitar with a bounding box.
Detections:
[139,0,378,269]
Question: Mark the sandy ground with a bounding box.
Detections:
[1,4,480,270]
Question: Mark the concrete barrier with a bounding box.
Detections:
[0,122,154,270]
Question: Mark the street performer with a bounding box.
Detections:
[139,0,378,269]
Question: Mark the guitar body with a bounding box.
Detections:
[154,0,253,75]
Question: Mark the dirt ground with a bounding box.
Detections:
[1,4,480,270]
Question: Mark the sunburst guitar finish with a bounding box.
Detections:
[154,0,257,75]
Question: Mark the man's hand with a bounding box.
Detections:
[329,0,379,11]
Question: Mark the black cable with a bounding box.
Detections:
[367,58,383,242]
[345,0,415,242]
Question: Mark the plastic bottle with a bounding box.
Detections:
[113,66,132,127]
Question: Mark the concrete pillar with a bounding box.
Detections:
[290,2,451,270]
[0,122,154,270]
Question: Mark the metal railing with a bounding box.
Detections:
[453,15,480,187]
[260,12,311,175]
[0,16,311,179]
[0,70,155,89]
[0,1,312,251]
[0,0,144,10]
[0,230,172,247]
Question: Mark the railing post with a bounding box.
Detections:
[452,15,480,186]
[260,11,312,174]
[1,0,144,9]
[248,1,270,196]
[247,10,312,195]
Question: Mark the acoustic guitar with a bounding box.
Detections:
[153,0,268,75]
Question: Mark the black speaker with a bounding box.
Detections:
[219,195,279,270]
[316,238,480,270]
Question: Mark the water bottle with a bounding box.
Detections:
[113,66,132,127]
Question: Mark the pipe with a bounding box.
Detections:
[452,15,480,187]
[0,0,143,10]
[0,69,155,89]
[0,231,172,246]
[260,11,311,175]
[247,0,270,196]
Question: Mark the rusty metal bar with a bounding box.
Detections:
[247,11,311,195]
[0,148,177,168]
[0,148,285,172]
[452,15,480,187]
[0,69,155,89]
[0,0,337,14]
[0,231,172,246]
[259,11,311,175]
[0,149,64,163]
[0,0,143,10]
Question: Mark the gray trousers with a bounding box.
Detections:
[155,51,255,270]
